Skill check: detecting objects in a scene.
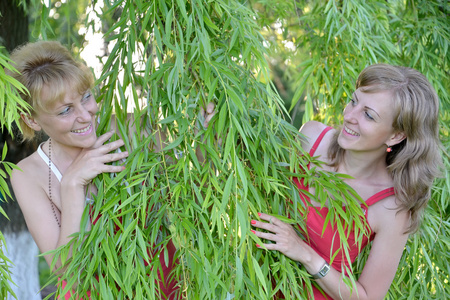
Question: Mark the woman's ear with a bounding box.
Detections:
[389,131,406,147]
[20,113,41,131]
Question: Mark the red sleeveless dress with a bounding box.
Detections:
[292,127,395,299]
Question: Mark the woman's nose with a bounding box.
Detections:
[343,104,357,123]
[76,105,93,122]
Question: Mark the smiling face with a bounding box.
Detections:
[338,88,404,153]
[27,82,98,150]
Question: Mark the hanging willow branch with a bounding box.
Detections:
[38,1,370,299]
[3,0,448,299]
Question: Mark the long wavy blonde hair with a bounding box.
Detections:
[8,40,93,141]
[328,64,442,233]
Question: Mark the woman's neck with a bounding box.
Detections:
[339,149,389,181]
[46,139,82,173]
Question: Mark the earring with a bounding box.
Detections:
[386,145,392,153]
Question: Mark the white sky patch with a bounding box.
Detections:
[79,0,104,78]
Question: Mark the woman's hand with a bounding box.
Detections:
[251,212,312,264]
[62,131,129,187]
[199,102,217,129]
[195,102,220,163]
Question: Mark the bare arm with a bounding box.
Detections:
[252,205,409,300]
[11,166,66,269]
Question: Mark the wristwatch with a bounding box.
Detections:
[311,262,331,279]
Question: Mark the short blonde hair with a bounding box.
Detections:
[8,40,94,141]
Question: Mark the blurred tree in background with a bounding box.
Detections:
[0,0,448,299]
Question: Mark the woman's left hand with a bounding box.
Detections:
[251,212,311,264]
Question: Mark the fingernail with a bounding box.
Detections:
[251,230,256,234]
[256,244,260,248]
[251,220,256,225]
[257,212,262,217]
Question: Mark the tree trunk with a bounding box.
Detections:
[0,1,42,299]
[0,0,29,52]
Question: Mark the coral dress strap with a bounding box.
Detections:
[309,126,333,156]
[365,187,395,206]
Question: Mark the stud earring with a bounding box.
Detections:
[386,145,392,153]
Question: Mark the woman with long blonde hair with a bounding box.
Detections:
[252,64,442,299]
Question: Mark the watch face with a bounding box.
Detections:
[321,264,330,276]
[313,262,330,279]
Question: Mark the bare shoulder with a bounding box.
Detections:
[299,121,335,154]
[12,153,38,182]
[368,195,410,235]
[12,152,43,179]
[11,152,47,205]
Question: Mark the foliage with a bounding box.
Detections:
[250,0,450,298]
[0,48,33,299]
[0,0,448,299]
[0,143,19,299]
[0,49,31,136]
[249,0,312,128]
[0,230,15,300]
[1,0,376,299]
[27,0,90,48]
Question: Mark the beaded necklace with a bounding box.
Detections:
[48,138,61,228]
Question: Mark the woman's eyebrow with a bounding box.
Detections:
[355,93,381,118]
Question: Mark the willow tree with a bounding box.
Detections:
[252,0,450,299]
[2,0,449,299]
[0,0,379,299]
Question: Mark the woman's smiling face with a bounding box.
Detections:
[33,82,99,149]
[338,88,401,153]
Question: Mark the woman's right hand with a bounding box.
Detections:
[62,131,129,187]
[251,213,315,265]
